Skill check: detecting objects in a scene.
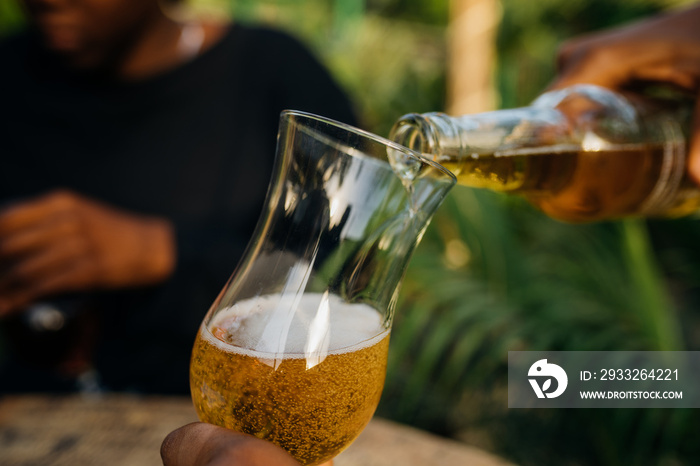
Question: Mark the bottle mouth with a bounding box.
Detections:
[389,113,441,155]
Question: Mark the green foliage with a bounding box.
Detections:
[229,0,447,137]
[367,0,449,26]
[379,187,700,465]
[0,0,25,37]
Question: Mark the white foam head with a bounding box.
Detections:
[205,292,388,360]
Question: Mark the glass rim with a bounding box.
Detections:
[281,109,457,183]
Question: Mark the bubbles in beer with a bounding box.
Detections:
[190,293,390,466]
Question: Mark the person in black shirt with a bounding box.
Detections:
[0,0,358,394]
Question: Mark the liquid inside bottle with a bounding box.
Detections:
[441,143,700,222]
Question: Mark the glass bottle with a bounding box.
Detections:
[390,84,700,222]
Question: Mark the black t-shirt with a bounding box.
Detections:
[0,24,358,393]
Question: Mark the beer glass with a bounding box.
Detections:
[190,111,455,465]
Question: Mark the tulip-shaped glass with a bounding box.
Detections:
[190,111,455,465]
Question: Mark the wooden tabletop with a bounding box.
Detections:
[0,394,514,466]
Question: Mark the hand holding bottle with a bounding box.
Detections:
[550,4,700,184]
[0,190,176,316]
[391,4,700,222]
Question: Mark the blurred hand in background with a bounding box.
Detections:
[0,190,175,317]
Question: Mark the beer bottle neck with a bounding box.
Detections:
[390,107,573,162]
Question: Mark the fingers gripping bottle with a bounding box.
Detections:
[391,85,700,222]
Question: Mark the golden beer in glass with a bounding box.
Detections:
[191,294,389,464]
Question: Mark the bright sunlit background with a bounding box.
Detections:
[2,1,700,465]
